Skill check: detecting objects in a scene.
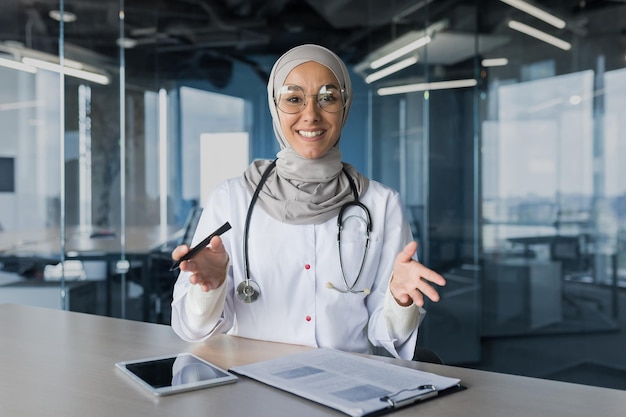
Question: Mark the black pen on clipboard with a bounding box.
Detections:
[169,221,232,271]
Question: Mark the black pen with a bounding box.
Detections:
[169,221,232,271]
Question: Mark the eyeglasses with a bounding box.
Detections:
[276,84,347,114]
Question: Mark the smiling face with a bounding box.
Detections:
[277,61,344,159]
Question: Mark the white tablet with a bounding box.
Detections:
[115,353,237,396]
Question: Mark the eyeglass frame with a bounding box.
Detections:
[275,84,348,114]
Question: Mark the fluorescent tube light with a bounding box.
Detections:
[377,78,477,96]
[60,58,85,70]
[22,57,110,85]
[49,10,77,23]
[392,0,435,23]
[500,0,566,29]
[354,20,447,78]
[508,20,571,50]
[0,56,37,73]
[371,36,431,69]
[117,37,138,49]
[481,58,509,67]
[0,100,43,111]
[365,56,418,84]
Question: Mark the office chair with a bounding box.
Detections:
[180,205,204,247]
[148,205,204,323]
[413,346,444,365]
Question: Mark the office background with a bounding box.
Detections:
[0,0,624,391]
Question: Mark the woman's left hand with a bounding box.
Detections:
[389,241,446,307]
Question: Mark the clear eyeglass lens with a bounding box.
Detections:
[277,85,345,114]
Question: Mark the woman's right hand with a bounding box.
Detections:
[172,235,229,292]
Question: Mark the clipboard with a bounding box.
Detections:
[230,347,466,417]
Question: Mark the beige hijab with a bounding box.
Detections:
[243,44,369,225]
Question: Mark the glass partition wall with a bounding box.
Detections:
[0,0,258,321]
[359,0,625,389]
[0,0,175,320]
[0,0,624,392]
[363,2,483,366]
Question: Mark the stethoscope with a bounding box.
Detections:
[236,160,372,303]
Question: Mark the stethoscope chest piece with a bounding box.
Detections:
[236,279,260,303]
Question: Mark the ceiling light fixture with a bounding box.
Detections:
[370,35,431,70]
[0,42,110,85]
[377,78,477,96]
[481,58,509,67]
[355,20,448,76]
[499,0,565,29]
[48,10,77,23]
[365,56,419,84]
[116,37,138,49]
[0,100,43,111]
[392,0,435,23]
[508,20,571,50]
[22,57,110,85]
[0,56,37,73]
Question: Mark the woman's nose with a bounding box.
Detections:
[301,96,321,120]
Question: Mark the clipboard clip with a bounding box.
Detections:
[380,384,438,408]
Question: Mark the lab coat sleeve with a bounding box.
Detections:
[178,281,227,341]
[365,188,422,359]
[384,287,426,344]
[170,181,236,342]
[171,259,234,342]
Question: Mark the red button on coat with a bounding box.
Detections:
[304,264,311,270]
[305,316,311,322]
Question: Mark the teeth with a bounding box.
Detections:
[298,130,323,138]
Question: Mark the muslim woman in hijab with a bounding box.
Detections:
[170,44,446,359]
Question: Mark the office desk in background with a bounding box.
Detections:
[1,303,625,417]
[0,226,177,320]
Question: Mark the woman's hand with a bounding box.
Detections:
[172,235,229,292]
[389,241,446,307]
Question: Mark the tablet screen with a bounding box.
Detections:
[116,353,237,396]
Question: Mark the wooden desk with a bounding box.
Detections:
[1,304,625,417]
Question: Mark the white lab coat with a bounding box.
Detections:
[171,175,422,359]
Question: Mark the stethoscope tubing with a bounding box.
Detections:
[238,160,371,302]
[242,160,277,285]
[336,191,372,294]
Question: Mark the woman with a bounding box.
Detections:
[171,44,445,360]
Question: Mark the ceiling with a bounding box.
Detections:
[0,0,624,86]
